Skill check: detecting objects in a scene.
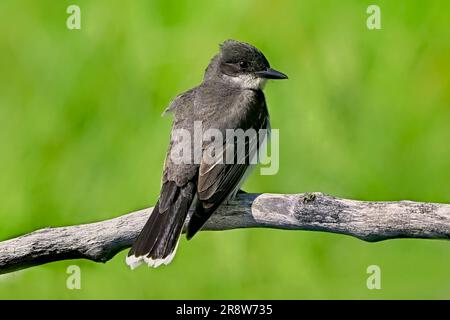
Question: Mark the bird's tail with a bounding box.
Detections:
[126,182,194,269]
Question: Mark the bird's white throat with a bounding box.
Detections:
[225,74,267,90]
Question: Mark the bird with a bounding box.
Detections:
[126,39,288,269]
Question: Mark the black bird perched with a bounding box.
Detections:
[126,40,287,269]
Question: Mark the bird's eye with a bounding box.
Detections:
[239,61,248,69]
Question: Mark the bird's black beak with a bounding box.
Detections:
[255,68,288,80]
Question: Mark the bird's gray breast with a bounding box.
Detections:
[194,82,268,133]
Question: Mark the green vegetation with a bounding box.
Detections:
[0,0,449,299]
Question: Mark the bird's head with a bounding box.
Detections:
[206,39,288,89]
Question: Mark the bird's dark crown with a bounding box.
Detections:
[218,40,270,76]
[204,39,287,84]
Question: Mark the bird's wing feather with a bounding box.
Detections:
[162,88,199,187]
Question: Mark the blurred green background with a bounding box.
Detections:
[0,0,449,299]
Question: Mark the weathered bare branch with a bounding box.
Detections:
[1,192,449,274]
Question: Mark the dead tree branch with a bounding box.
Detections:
[1,192,449,274]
